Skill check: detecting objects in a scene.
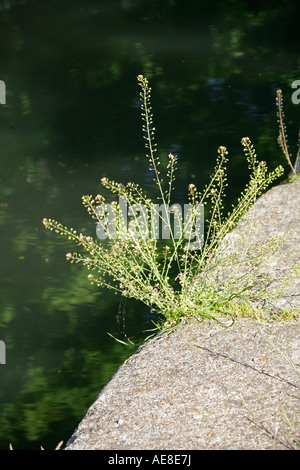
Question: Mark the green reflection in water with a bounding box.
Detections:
[0,0,299,449]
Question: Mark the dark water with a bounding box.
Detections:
[0,0,299,449]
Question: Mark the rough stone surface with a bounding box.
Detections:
[65,319,300,450]
[220,177,300,310]
[65,178,300,450]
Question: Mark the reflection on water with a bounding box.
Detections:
[0,0,299,449]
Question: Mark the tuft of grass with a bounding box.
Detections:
[218,300,300,323]
[43,76,299,333]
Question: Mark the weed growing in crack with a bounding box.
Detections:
[44,76,294,332]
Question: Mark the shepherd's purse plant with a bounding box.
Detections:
[276,88,300,179]
[43,75,290,331]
